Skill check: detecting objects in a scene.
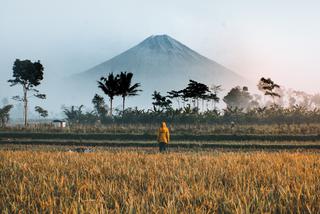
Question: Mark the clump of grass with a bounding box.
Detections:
[0,151,319,213]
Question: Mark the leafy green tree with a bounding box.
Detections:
[258,77,280,104]
[0,105,13,127]
[152,91,172,112]
[92,94,108,119]
[182,80,210,110]
[118,72,141,113]
[97,73,119,116]
[8,59,46,126]
[223,86,252,110]
[35,106,48,119]
[167,80,218,112]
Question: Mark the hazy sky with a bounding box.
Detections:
[1,0,320,101]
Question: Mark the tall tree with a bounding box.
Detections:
[167,90,183,108]
[204,93,220,110]
[97,73,119,116]
[258,77,280,104]
[183,80,210,111]
[8,59,46,126]
[118,72,141,112]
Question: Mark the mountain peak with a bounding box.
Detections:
[137,34,190,52]
[145,34,175,43]
[149,34,171,39]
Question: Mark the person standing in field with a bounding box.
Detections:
[157,122,170,152]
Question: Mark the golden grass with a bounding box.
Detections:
[0,151,320,213]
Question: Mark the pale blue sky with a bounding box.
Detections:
[1,0,320,96]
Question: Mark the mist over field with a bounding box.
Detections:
[1,0,320,119]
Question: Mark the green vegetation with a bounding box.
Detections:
[60,74,320,129]
[3,59,320,133]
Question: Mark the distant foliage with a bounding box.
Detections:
[223,86,252,110]
[60,76,320,126]
[35,106,48,118]
[166,80,219,112]
[0,105,13,127]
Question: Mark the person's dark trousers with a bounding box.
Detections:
[159,142,167,152]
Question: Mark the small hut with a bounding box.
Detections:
[52,120,67,128]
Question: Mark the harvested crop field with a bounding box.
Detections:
[0,150,320,213]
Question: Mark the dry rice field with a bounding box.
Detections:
[0,150,320,213]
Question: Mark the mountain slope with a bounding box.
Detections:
[82,35,242,80]
[71,35,247,108]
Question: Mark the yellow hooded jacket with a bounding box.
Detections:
[158,122,170,144]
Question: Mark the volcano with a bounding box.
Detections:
[71,35,246,108]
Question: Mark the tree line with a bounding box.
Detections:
[2,58,320,127]
[62,71,320,126]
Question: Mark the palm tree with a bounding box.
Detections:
[118,72,141,113]
[97,73,119,116]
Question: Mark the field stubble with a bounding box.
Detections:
[0,150,320,213]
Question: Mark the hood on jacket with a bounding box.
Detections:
[161,122,167,128]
